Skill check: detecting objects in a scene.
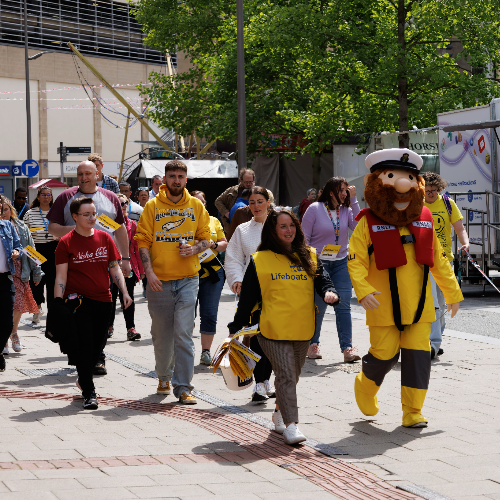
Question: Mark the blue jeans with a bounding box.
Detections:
[311,256,353,352]
[147,276,199,398]
[196,268,225,335]
[429,272,446,352]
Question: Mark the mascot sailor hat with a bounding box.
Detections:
[365,148,423,174]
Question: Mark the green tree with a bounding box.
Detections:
[132,0,500,172]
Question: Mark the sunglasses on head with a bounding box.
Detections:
[137,187,148,191]
[120,201,129,207]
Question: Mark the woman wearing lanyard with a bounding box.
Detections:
[190,191,228,366]
[226,186,275,403]
[301,177,361,362]
[228,208,338,443]
[0,196,43,354]
[23,187,56,323]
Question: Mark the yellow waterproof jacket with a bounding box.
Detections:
[348,215,463,327]
[134,186,211,281]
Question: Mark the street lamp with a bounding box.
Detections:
[236,0,246,169]
[24,0,32,161]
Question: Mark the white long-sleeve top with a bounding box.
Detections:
[225,218,264,288]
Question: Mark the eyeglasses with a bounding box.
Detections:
[425,189,439,194]
[39,193,52,197]
[16,196,27,200]
[77,212,97,219]
[120,201,129,207]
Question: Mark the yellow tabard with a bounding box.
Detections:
[253,249,317,341]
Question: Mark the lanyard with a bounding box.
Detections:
[128,202,132,218]
[38,207,49,239]
[324,203,340,244]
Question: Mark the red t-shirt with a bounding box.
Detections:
[55,229,121,302]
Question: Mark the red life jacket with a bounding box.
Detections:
[355,208,434,270]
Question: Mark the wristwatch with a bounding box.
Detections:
[213,242,219,250]
[121,257,131,261]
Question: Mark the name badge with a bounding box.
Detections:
[412,220,432,229]
[97,214,121,233]
[372,224,396,232]
[199,248,214,262]
[22,245,47,265]
[321,244,341,260]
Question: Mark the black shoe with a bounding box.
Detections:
[83,392,98,410]
[93,362,107,375]
[126,328,141,341]
[437,348,444,356]
[431,347,436,360]
[0,354,5,372]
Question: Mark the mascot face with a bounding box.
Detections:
[364,168,425,226]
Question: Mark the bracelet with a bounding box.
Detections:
[213,242,219,249]
[121,257,131,261]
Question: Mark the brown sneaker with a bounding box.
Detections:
[157,380,171,395]
[307,343,322,359]
[179,391,197,404]
[343,347,361,363]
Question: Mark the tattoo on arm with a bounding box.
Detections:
[58,283,65,292]
[192,240,209,255]
[109,260,119,269]
[139,247,153,273]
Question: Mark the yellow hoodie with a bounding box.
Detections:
[134,185,211,281]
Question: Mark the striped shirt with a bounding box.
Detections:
[23,207,56,243]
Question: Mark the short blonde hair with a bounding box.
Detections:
[117,194,128,203]
[88,153,103,164]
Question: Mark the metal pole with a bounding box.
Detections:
[119,112,131,182]
[24,0,32,161]
[60,142,64,183]
[236,0,247,169]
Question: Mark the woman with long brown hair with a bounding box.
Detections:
[301,177,360,362]
[23,186,56,323]
[229,208,338,444]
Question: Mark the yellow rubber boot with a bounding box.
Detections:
[402,404,428,428]
[354,372,379,416]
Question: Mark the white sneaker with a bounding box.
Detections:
[272,410,286,434]
[263,380,275,397]
[251,383,269,404]
[38,305,44,315]
[32,311,42,324]
[283,424,307,445]
[11,333,22,353]
[2,344,9,355]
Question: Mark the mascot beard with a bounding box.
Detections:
[364,172,425,227]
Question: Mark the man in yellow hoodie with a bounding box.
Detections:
[135,160,211,404]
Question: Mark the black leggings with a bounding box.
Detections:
[0,274,15,349]
[29,240,58,307]
[72,297,112,398]
[251,335,273,383]
[109,276,137,330]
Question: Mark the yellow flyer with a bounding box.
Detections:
[97,214,121,232]
[321,244,341,260]
[29,227,44,232]
[22,245,47,265]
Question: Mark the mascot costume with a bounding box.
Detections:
[348,149,463,428]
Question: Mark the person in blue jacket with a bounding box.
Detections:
[228,189,251,223]
[0,199,23,371]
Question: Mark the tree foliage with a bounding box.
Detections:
[132,0,500,153]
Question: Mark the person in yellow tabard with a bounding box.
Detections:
[347,149,463,428]
[228,208,338,444]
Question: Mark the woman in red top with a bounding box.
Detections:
[108,194,145,341]
[55,197,132,410]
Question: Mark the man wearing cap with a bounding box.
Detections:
[347,148,463,428]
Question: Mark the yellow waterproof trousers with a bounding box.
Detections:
[358,322,431,411]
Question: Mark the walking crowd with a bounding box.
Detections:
[0,148,467,445]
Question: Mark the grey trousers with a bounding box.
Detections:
[147,276,199,398]
[257,334,309,424]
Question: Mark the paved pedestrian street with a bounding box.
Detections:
[1,283,499,500]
